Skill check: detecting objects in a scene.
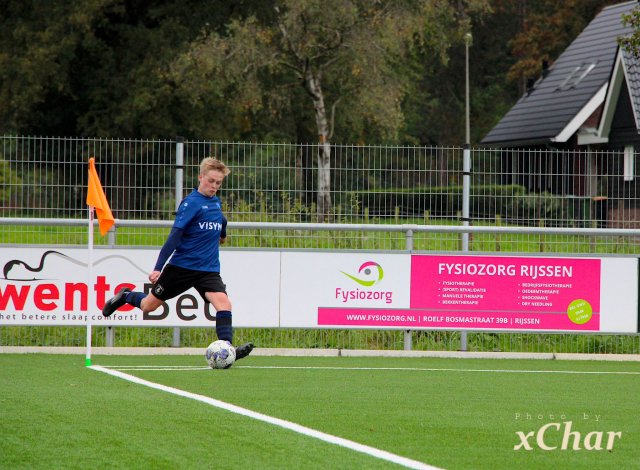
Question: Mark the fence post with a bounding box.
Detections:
[404,330,412,350]
[107,225,116,247]
[405,228,413,251]
[106,326,114,347]
[404,229,413,350]
[460,145,472,352]
[172,137,185,348]
[462,146,471,251]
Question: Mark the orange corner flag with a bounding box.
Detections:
[87,157,115,236]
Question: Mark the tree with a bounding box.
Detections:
[170,0,489,221]
[619,4,640,57]
[0,0,108,134]
[0,0,268,137]
[402,0,498,146]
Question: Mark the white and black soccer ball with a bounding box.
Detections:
[205,340,236,369]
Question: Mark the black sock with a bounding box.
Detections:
[125,291,145,308]
[215,310,233,343]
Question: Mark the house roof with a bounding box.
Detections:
[586,46,640,143]
[481,1,638,147]
[622,46,640,127]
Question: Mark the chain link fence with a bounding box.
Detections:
[1,135,639,353]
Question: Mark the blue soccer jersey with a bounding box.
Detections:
[168,189,226,272]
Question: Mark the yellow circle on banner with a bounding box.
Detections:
[567,299,592,324]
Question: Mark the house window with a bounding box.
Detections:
[624,145,635,181]
[557,62,596,91]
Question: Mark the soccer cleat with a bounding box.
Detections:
[234,342,254,360]
[102,287,131,317]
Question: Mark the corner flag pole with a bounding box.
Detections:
[86,158,115,367]
[86,206,95,366]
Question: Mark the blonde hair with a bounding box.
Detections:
[200,157,230,176]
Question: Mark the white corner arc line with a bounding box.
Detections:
[89,365,440,470]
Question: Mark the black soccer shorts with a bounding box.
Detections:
[151,264,227,302]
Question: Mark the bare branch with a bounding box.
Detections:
[328,97,342,140]
[278,59,305,78]
[274,5,305,63]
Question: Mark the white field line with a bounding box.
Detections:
[237,366,640,375]
[89,365,441,470]
[101,364,640,375]
[104,366,211,370]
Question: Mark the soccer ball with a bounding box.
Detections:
[205,340,236,369]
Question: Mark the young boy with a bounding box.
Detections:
[102,157,253,360]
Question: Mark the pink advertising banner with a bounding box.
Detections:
[317,308,598,331]
[318,254,603,332]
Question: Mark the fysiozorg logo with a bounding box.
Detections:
[340,261,384,286]
[336,261,392,304]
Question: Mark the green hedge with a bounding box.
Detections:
[359,184,525,217]
[358,185,579,225]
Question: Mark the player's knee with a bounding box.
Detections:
[206,292,231,311]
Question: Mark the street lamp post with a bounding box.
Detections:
[465,32,472,145]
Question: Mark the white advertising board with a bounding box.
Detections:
[1,248,638,333]
[279,251,411,327]
[0,247,280,327]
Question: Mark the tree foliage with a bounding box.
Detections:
[167,0,494,219]
[619,3,640,57]
[170,0,491,143]
[0,0,627,145]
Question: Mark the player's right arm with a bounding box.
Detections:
[150,195,195,278]
[152,227,184,275]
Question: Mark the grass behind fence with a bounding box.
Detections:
[1,217,639,353]
[1,218,639,254]
[2,325,639,354]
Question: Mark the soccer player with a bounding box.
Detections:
[102,157,253,361]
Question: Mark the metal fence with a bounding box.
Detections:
[1,135,639,354]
